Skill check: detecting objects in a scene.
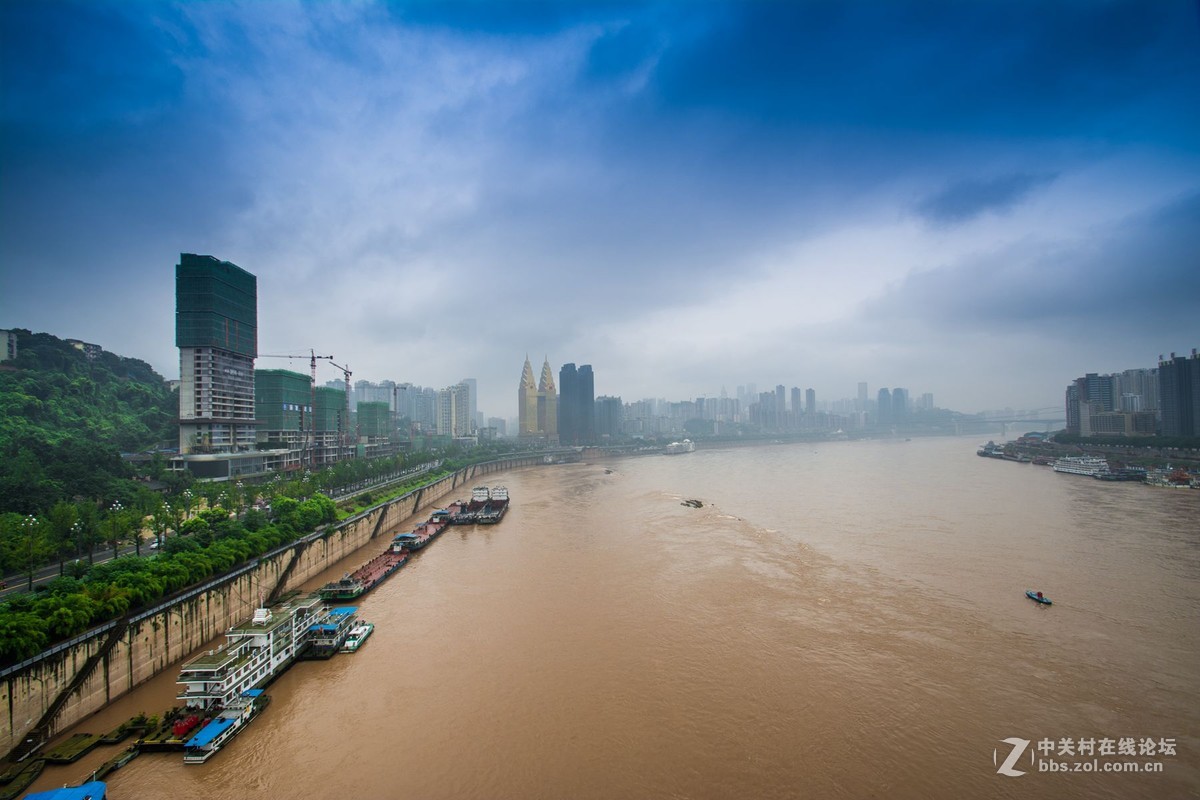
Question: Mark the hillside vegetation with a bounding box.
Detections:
[0,329,177,514]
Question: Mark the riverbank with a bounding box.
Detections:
[0,455,540,762]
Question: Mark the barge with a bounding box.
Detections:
[476,486,509,524]
[319,550,408,601]
[447,487,510,525]
[391,509,454,551]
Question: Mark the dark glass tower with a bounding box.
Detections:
[1159,350,1200,437]
[559,363,578,445]
[578,365,595,444]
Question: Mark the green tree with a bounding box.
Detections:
[45,501,79,576]
[0,610,49,662]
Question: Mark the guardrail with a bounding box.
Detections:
[0,454,538,682]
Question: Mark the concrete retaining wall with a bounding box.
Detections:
[1,458,533,758]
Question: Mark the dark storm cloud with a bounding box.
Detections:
[917,173,1058,225]
[645,1,1200,138]
[2,0,1197,413]
[0,1,185,134]
[0,1,249,262]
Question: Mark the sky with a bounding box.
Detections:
[2,0,1198,419]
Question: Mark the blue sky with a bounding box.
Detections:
[2,0,1198,418]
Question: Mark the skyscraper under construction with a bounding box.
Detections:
[176,253,257,455]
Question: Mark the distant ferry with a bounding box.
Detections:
[1051,456,1111,477]
[664,439,695,455]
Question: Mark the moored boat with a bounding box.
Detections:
[340,621,374,653]
[476,486,509,524]
[177,596,323,713]
[25,781,107,800]
[319,574,366,601]
[183,690,270,764]
[1051,456,1110,477]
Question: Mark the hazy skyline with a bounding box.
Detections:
[2,1,1198,418]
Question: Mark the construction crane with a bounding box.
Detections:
[258,350,333,468]
[328,360,353,451]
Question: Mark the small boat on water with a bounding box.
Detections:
[340,621,374,653]
[1025,590,1052,605]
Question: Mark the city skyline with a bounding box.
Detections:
[2,1,1198,417]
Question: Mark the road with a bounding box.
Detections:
[1,461,442,599]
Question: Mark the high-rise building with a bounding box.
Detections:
[454,383,472,437]
[352,380,397,413]
[1115,368,1159,413]
[313,386,346,441]
[891,388,908,423]
[1065,382,1081,435]
[1159,350,1200,437]
[357,401,391,440]
[176,253,257,454]
[538,357,558,442]
[595,395,623,440]
[559,363,578,444]
[518,356,539,437]
[255,368,310,448]
[578,365,595,444]
[877,388,892,426]
[857,382,868,413]
[461,378,478,434]
[790,387,801,421]
[805,388,816,416]
[1066,373,1118,436]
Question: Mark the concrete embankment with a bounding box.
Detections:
[1,456,541,759]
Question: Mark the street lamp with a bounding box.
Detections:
[109,501,124,559]
[22,514,40,591]
[160,502,171,549]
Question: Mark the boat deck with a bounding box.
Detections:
[351,551,407,589]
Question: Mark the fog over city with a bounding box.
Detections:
[2,1,1198,418]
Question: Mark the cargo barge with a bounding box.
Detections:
[476,486,509,524]
[391,507,455,551]
[319,549,408,600]
[447,487,510,525]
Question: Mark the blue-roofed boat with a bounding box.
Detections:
[24,781,106,800]
[305,606,359,659]
[183,689,270,764]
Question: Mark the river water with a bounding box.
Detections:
[26,437,1200,798]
